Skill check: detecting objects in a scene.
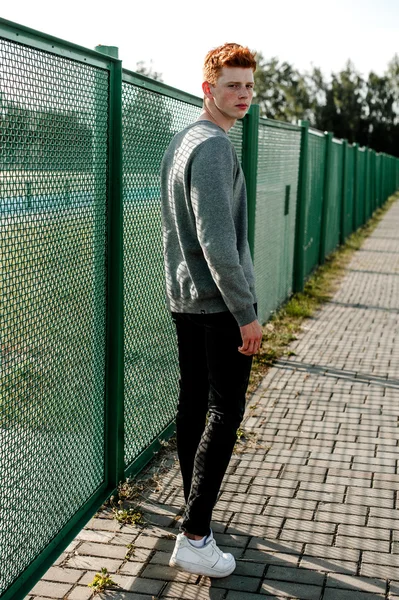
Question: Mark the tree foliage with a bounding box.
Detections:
[253,53,399,157]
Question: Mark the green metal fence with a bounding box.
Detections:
[1,17,399,600]
[254,119,301,323]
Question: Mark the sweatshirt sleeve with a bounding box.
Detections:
[189,135,257,327]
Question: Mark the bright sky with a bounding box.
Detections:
[2,0,398,96]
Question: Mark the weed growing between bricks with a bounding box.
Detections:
[88,567,116,594]
[248,191,399,394]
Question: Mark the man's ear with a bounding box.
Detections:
[202,81,213,99]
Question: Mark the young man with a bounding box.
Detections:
[160,43,262,578]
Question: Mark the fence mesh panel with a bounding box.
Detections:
[122,81,200,467]
[254,122,301,323]
[228,120,243,162]
[324,140,343,256]
[303,131,325,277]
[0,38,108,595]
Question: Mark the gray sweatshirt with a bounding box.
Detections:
[160,120,257,327]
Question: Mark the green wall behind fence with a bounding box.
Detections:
[1,17,399,600]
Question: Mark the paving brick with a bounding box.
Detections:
[111,574,164,595]
[362,552,399,567]
[249,478,298,491]
[337,524,391,540]
[279,529,334,546]
[226,523,280,538]
[282,464,328,477]
[215,500,264,514]
[323,590,384,600]
[335,535,390,552]
[248,537,303,554]
[77,571,102,585]
[348,487,394,500]
[134,534,175,551]
[326,572,387,593]
[360,563,397,580]
[30,581,73,598]
[163,582,225,600]
[345,495,394,509]
[242,550,300,566]
[369,506,399,520]
[225,592,264,600]
[230,513,284,528]
[211,574,260,592]
[235,560,266,577]
[319,502,368,516]
[65,555,122,573]
[327,468,374,480]
[41,567,82,584]
[266,565,325,586]
[141,563,198,583]
[118,561,144,576]
[219,491,268,504]
[279,471,326,484]
[367,516,399,529]
[266,497,318,511]
[263,506,315,521]
[299,556,358,575]
[77,541,127,559]
[284,519,336,534]
[86,517,121,532]
[303,544,360,562]
[76,529,116,543]
[67,587,93,600]
[389,579,399,594]
[260,580,322,598]
[315,511,367,526]
[234,466,282,478]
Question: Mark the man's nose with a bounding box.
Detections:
[238,87,249,98]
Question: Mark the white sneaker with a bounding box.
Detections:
[169,531,236,578]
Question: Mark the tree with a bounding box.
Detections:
[135,60,163,82]
[363,72,398,154]
[253,52,399,156]
[253,53,312,123]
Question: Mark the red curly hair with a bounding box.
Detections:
[203,43,257,85]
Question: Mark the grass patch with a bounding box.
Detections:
[248,191,399,394]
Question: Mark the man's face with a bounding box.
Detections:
[208,67,254,120]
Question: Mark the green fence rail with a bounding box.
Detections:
[1,17,399,600]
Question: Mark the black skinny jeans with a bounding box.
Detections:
[172,310,253,536]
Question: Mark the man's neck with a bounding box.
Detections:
[197,99,236,132]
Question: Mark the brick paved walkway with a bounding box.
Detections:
[29,199,399,600]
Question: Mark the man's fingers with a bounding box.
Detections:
[239,319,263,355]
[238,339,261,355]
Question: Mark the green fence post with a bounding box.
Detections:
[340,139,348,245]
[293,120,309,293]
[380,152,386,206]
[352,143,359,230]
[242,104,259,261]
[96,45,125,490]
[319,131,333,264]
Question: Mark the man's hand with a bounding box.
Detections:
[238,319,263,356]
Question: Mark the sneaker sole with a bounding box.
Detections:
[169,557,236,578]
